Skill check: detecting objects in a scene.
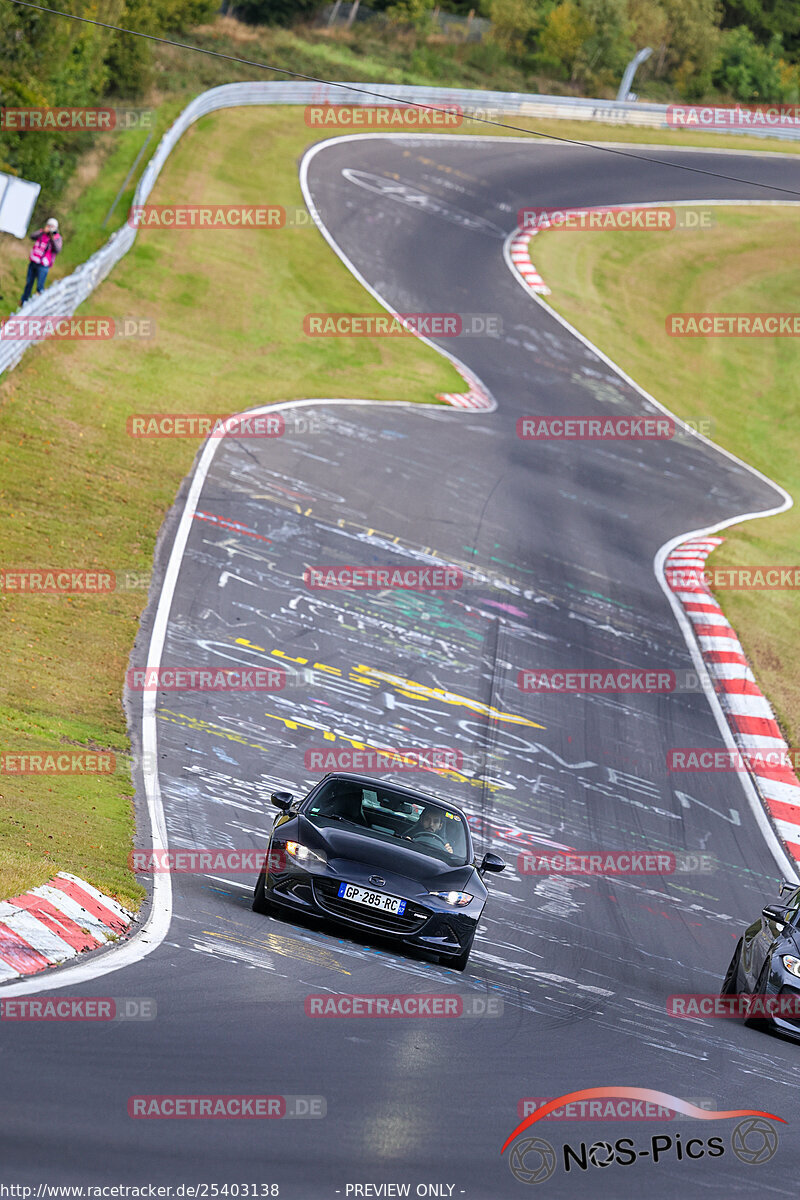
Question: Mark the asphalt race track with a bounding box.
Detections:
[3,134,800,1197]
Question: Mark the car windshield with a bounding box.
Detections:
[304,780,470,866]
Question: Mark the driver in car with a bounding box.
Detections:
[406,807,453,854]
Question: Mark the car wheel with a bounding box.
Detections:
[744,960,771,1030]
[252,868,272,915]
[721,938,743,996]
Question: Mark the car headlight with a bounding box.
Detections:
[429,890,473,907]
[285,841,326,866]
[782,955,800,979]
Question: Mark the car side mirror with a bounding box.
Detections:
[271,791,294,811]
[779,879,797,898]
[480,852,505,875]
[762,903,788,929]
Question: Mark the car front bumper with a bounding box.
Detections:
[264,859,481,959]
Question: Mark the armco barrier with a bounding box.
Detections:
[3,80,799,379]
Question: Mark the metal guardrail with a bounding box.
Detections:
[2,79,798,377]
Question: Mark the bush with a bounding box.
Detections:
[578,0,634,85]
[232,0,328,25]
[534,0,632,88]
[386,0,436,35]
[489,0,540,59]
[713,25,785,101]
[0,0,216,209]
[650,0,723,100]
[537,2,593,79]
[105,0,216,98]
[463,37,510,74]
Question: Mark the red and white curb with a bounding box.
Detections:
[0,872,134,983]
[665,537,800,863]
[437,362,493,410]
[507,228,551,296]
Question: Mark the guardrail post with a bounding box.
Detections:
[616,47,653,103]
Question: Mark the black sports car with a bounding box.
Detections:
[252,771,505,970]
[721,878,800,1037]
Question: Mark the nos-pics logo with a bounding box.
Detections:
[502,1088,782,1184]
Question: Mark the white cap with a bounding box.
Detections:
[45,218,58,230]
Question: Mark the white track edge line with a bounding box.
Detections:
[502,222,797,883]
[4,137,795,992]
[0,395,435,999]
[298,135,496,412]
[0,137,501,994]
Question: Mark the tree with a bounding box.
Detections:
[0,0,125,201]
[489,0,541,59]
[627,0,668,67]
[0,0,214,211]
[579,0,634,82]
[713,25,785,100]
[232,0,328,24]
[650,0,722,97]
[105,0,216,97]
[386,0,437,34]
[538,1,594,78]
[720,0,800,55]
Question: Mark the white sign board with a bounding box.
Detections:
[0,173,42,238]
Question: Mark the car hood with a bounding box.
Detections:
[295,815,480,896]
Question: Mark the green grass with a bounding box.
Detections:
[0,104,467,906]
[531,206,800,748]
[7,11,800,320]
[3,13,800,907]
[159,16,570,98]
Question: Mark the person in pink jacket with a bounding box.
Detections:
[20,217,63,305]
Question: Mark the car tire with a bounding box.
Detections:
[744,960,771,1030]
[721,938,743,996]
[252,868,272,915]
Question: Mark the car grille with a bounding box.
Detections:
[313,879,429,933]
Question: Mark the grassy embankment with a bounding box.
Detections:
[531,206,800,746]
[2,14,798,905]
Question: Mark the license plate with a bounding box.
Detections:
[338,882,406,915]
